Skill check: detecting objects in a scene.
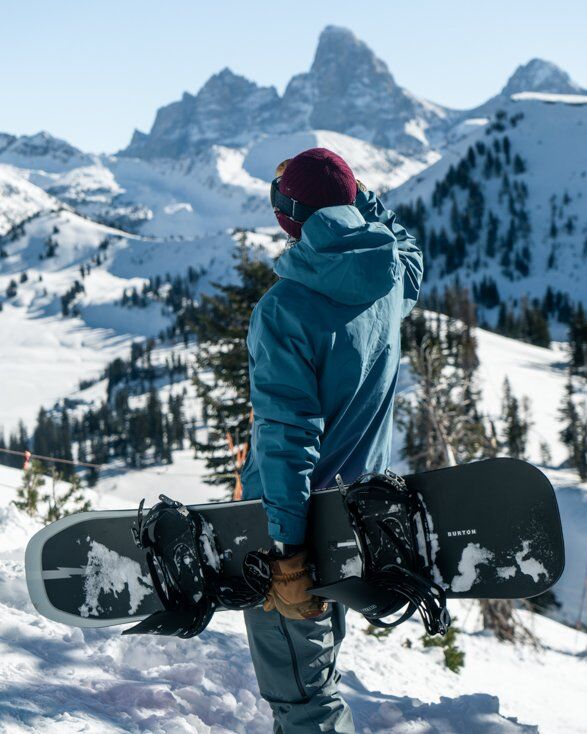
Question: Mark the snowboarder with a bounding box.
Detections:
[240,147,423,732]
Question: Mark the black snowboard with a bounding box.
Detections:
[25,458,564,629]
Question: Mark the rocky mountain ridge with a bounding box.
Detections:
[121,25,584,160]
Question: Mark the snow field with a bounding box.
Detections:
[0,460,585,733]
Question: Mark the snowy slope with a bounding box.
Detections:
[4,147,271,239]
[243,129,438,192]
[5,132,429,240]
[0,208,242,430]
[474,330,569,465]
[0,165,58,236]
[0,458,585,733]
[387,94,587,316]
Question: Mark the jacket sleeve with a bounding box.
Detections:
[247,296,324,544]
[390,218,424,317]
[355,189,423,317]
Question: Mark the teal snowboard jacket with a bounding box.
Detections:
[241,190,423,544]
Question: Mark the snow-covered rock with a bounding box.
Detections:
[502,58,586,98]
[0,131,94,174]
[124,68,280,159]
[275,25,451,153]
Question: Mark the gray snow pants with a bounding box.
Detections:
[244,602,355,733]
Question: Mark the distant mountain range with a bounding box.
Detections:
[1,24,584,173]
[120,25,585,159]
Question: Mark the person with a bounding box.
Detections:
[240,148,423,733]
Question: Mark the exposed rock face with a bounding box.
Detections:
[120,29,586,162]
[278,26,449,151]
[501,58,585,97]
[124,68,280,158]
[121,26,451,159]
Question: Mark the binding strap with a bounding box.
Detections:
[123,495,217,638]
[342,471,451,636]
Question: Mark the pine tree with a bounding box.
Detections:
[167,393,186,449]
[146,389,165,463]
[190,243,276,492]
[2,421,28,469]
[13,461,46,517]
[422,622,465,673]
[500,378,531,459]
[569,303,587,376]
[558,376,587,480]
[397,312,490,473]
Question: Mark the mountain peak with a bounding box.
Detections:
[121,67,279,158]
[502,58,584,96]
[311,24,391,80]
[0,131,91,172]
[197,66,265,100]
[317,25,358,43]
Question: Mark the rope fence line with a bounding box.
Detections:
[0,446,201,478]
[0,447,102,469]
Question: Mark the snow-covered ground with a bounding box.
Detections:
[0,462,585,733]
[0,322,585,732]
[475,331,570,466]
[0,207,242,432]
[0,322,585,733]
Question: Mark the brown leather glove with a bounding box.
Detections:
[263,551,328,620]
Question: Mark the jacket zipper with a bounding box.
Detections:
[279,616,308,701]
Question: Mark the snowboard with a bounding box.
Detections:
[25,458,564,630]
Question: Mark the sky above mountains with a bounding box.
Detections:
[3,0,586,153]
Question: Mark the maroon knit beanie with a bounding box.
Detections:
[275,148,357,239]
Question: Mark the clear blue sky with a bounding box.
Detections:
[3,0,586,153]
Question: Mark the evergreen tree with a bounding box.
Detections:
[569,303,587,375]
[2,421,28,469]
[558,376,587,480]
[422,622,465,673]
[397,312,490,473]
[167,393,186,449]
[146,389,165,463]
[190,243,276,492]
[500,378,531,459]
[13,460,46,517]
[513,154,526,174]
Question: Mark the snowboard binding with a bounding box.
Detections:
[123,495,267,638]
[314,471,450,636]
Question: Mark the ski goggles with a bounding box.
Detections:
[270,176,320,223]
[270,176,362,223]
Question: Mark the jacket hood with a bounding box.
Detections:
[274,203,400,306]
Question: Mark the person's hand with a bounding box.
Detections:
[263,551,327,620]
